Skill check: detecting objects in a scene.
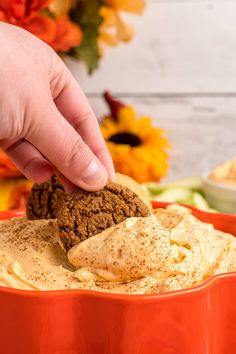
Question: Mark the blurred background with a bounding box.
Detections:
[66,0,236,181]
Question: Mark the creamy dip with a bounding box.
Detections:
[0,206,236,294]
[209,158,236,186]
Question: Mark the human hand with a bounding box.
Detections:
[0,22,115,191]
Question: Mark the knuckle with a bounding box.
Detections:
[50,57,70,99]
[61,137,86,168]
[94,145,108,156]
[72,110,93,131]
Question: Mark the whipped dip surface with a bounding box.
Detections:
[209,158,236,186]
[0,206,236,294]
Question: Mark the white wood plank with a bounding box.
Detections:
[88,95,236,181]
[65,1,236,94]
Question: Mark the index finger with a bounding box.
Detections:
[53,72,115,181]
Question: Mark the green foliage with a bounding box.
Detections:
[70,0,103,74]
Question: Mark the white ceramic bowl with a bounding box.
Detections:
[202,172,236,214]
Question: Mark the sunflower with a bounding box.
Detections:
[100,105,170,183]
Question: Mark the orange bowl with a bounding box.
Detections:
[1,204,236,354]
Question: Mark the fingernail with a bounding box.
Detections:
[80,159,108,187]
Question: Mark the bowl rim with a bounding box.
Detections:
[0,270,236,302]
[1,203,236,300]
[202,171,236,191]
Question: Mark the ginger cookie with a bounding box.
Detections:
[26,175,65,220]
[57,182,151,251]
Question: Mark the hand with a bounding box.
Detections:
[0,22,115,191]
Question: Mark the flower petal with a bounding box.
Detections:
[0,10,8,21]
[0,150,23,178]
[50,15,82,52]
[100,6,117,28]
[115,12,133,42]
[0,0,52,20]
[23,14,57,43]
[105,0,146,14]
[99,32,119,46]
[117,106,136,130]
[49,0,78,17]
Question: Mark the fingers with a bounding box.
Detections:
[53,72,115,181]
[1,138,54,183]
[26,101,108,191]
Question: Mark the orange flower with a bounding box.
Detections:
[9,183,32,210]
[0,0,82,52]
[0,0,51,21]
[0,11,7,21]
[50,15,83,52]
[23,14,57,44]
[0,0,56,44]
[0,150,33,210]
[0,178,33,211]
[0,150,23,179]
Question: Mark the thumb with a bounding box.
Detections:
[26,101,108,191]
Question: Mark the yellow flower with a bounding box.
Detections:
[0,178,33,211]
[104,0,146,14]
[99,6,133,47]
[49,0,78,17]
[99,0,146,47]
[100,106,170,183]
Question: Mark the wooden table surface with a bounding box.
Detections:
[66,0,236,182]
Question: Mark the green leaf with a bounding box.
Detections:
[69,0,103,74]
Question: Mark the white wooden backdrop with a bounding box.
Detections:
[66,0,236,181]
